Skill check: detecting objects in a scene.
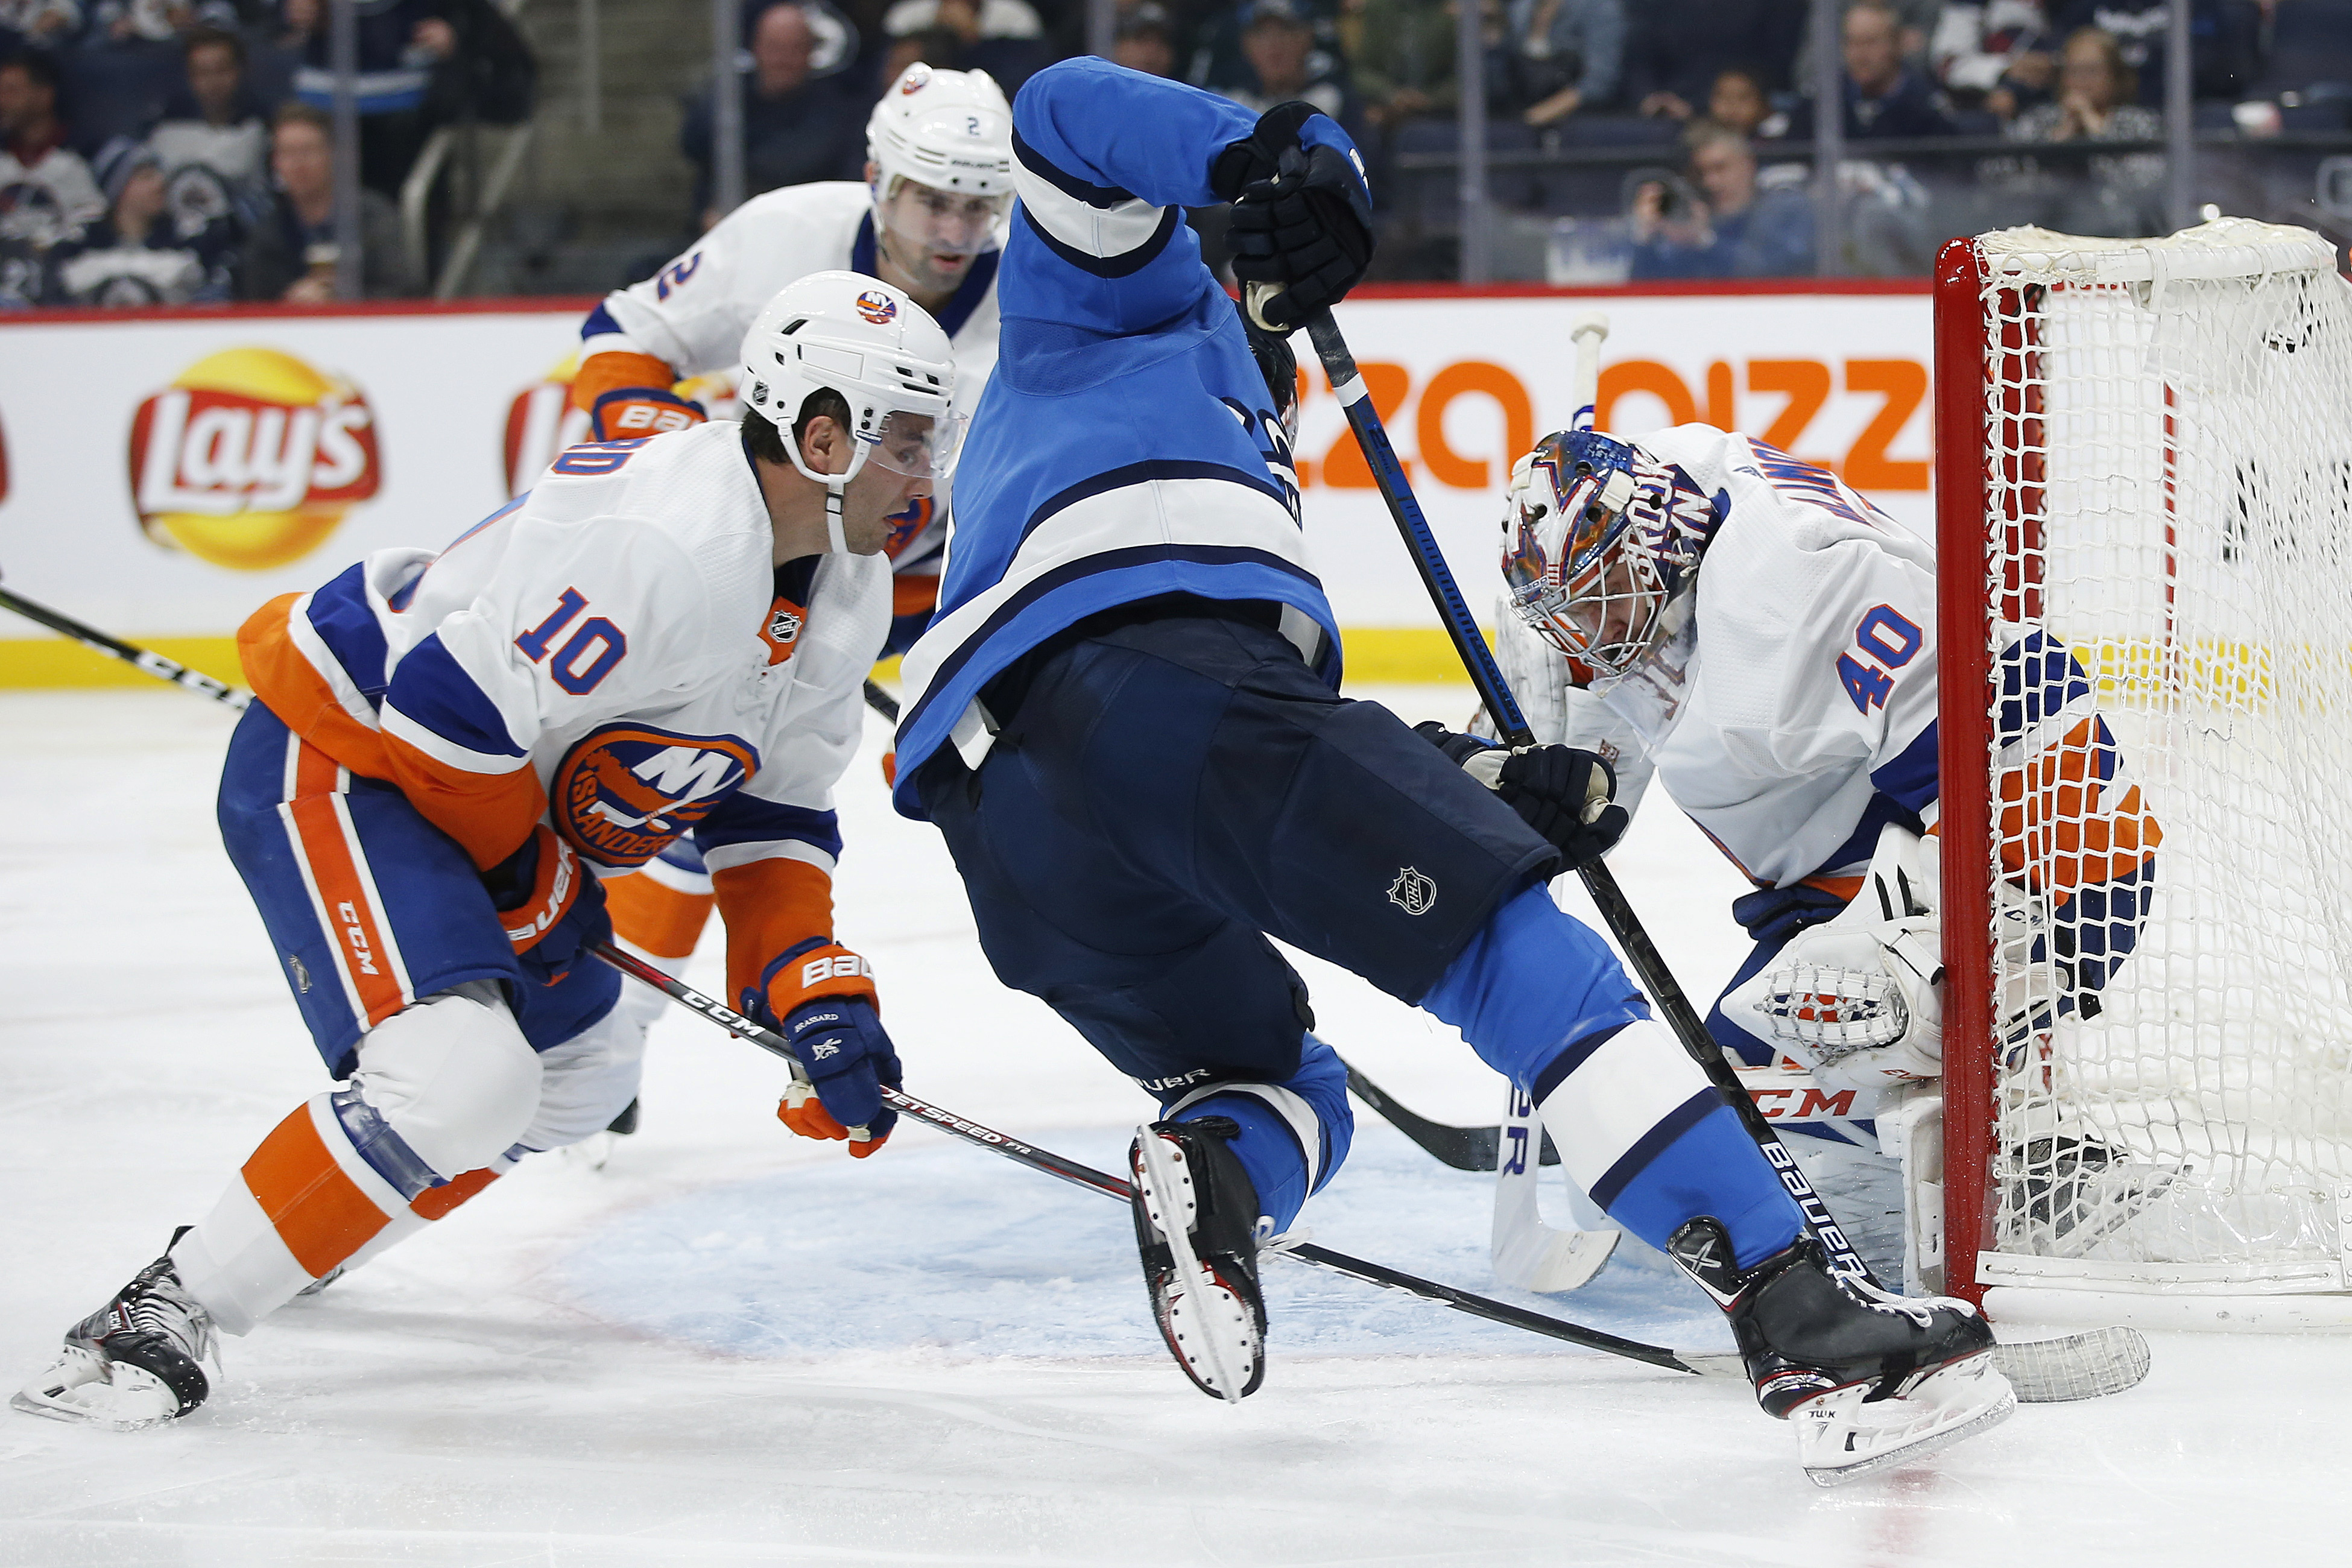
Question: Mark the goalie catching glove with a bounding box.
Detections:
[1413,722,1628,870]
[742,938,902,1155]
[1727,824,1944,1092]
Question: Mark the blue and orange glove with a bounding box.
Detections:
[483,823,611,984]
[572,349,708,441]
[742,938,902,1155]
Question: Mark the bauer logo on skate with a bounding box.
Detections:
[126,347,381,571]
[551,725,759,868]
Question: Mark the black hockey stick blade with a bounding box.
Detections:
[0,581,249,710]
[862,677,900,723]
[1341,1060,1558,1171]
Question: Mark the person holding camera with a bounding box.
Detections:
[1628,119,1812,279]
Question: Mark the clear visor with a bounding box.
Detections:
[880,179,1012,260]
[861,406,967,478]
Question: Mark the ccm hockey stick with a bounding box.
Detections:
[589,938,1745,1380]
[1300,305,2149,1399]
[0,578,249,710]
[874,662,1569,1177]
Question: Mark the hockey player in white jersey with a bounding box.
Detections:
[1466,425,2160,1234]
[13,272,955,1430]
[569,64,1013,1093]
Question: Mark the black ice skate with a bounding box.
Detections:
[1130,1117,1266,1402]
[1669,1218,2014,1486]
[13,1242,217,1430]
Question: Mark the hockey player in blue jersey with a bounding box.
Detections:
[889,57,2014,1482]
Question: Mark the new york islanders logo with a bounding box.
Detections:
[855,289,898,325]
[551,724,759,868]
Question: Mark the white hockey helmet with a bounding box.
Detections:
[738,270,963,549]
[865,63,1015,229]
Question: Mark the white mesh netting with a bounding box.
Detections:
[1971,220,2352,1293]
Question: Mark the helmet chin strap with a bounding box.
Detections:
[824,475,849,556]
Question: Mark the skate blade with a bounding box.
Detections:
[11,1348,186,1432]
[563,1131,617,1172]
[1794,1354,2017,1488]
[1133,1128,1259,1403]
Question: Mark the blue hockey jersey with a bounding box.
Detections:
[890,58,1362,818]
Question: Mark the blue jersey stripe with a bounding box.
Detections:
[698,794,843,860]
[1869,719,1939,813]
[306,562,393,704]
[384,634,527,760]
[1019,461,1285,548]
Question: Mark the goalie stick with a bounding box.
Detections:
[594,940,2146,1402]
[1297,303,2149,1399]
[0,579,249,710]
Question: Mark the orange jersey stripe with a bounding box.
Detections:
[381,727,549,872]
[1998,715,2164,895]
[568,350,683,415]
[713,856,835,1003]
[239,593,393,780]
[285,748,412,1028]
[604,871,717,961]
[409,1164,501,1221]
[241,1105,397,1278]
[892,572,941,621]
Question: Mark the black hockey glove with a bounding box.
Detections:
[1413,721,1630,870]
[1213,103,1373,332]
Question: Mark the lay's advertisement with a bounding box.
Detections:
[0,289,1933,686]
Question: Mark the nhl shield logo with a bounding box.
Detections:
[1387,866,1437,916]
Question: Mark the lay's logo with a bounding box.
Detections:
[552,724,759,868]
[127,347,380,571]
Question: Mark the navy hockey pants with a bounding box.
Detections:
[919,602,1658,1231]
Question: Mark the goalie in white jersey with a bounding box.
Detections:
[13,273,955,1430]
[1478,424,2160,1170]
[566,62,1014,1095]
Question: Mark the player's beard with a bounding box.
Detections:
[876,223,978,299]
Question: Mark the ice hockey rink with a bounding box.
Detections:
[4,683,2347,1567]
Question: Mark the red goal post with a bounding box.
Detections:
[1933,221,2352,1328]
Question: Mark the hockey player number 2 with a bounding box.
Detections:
[1835,604,1921,713]
[515,589,629,695]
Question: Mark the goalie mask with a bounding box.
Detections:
[1501,429,1721,678]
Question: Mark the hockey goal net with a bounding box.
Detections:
[1934,220,2352,1324]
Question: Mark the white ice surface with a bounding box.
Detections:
[2,686,2347,1566]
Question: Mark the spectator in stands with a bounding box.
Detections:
[1791,0,1937,94]
[1785,0,1958,138]
[2001,25,2163,232]
[1624,0,1804,119]
[1111,3,1178,78]
[281,0,534,198]
[1191,0,1344,113]
[0,50,102,253]
[1215,0,1346,119]
[147,27,270,236]
[1350,0,1458,129]
[1629,118,1813,277]
[237,100,414,299]
[1502,0,1622,126]
[1706,65,1788,139]
[49,134,236,302]
[884,0,1050,96]
[2048,0,2266,107]
[0,2,82,49]
[682,1,866,227]
[1932,1,2057,117]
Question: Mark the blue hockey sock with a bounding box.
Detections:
[1420,882,1651,1092]
[1165,1036,1351,1234]
[1531,1020,1804,1270]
